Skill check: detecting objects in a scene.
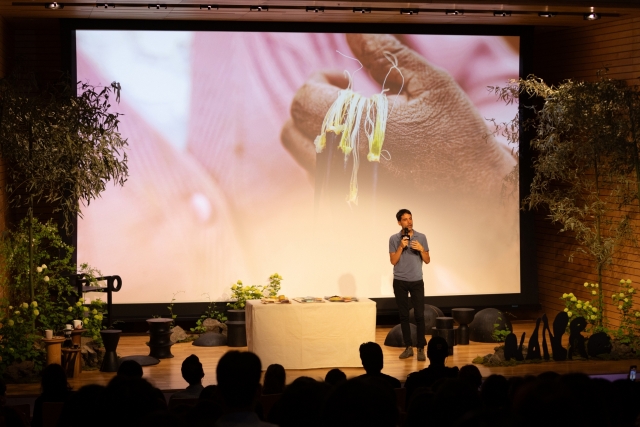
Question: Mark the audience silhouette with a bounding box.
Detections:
[262,364,286,395]
[170,354,206,402]
[117,359,144,378]
[6,341,640,427]
[404,336,459,405]
[355,342,402,389]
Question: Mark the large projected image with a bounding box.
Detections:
[76,31,520,304]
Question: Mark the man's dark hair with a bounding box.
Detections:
[427,336,449,362]
[216,351,262,408]
[396,209,412,222]
[325,369,347,386]
[118,360,143,379]
[182,354,205,385]
[359,342,383,373]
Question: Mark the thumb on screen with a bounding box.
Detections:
[346,33,448,99]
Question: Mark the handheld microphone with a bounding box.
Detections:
[402,228,410,250]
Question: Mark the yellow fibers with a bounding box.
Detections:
[314,52,403,205]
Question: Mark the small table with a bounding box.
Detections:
[146,318,174,359]
[61,348,82,378]
[246,299,376,369]
[100,329,122,372]
[71,329,86,347]
[42,337,65,366]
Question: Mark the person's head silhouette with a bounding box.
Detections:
[427,336,448,365]
[216,351,262,411]
[359,342,384,374]
[182,354,205,386]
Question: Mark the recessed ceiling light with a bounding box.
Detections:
[44,2,64,9]
[250,5,267,11]
[306,6,324,12]
[148,4,166,9]
[445,10,463,16]
[584,12,601,20]
[493,11,511,17]
[199,4,217,10]
[400,9,418,15]
[538,12,556,18]
[353,7,371,13]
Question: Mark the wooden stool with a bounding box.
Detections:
[71,329,86,347]
[42,338,65,365]
[61,347,82,378]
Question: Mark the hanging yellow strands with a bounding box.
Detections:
[314,51,404,205]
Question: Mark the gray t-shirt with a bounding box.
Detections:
[389,230,429,282]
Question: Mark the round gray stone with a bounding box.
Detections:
[192,332,227,347]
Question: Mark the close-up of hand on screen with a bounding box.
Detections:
[281,33,515,200]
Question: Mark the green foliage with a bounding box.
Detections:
[491,314,511,342]
[610,279,640,351]
[0,217,76,331]
[227,273,283,310]
[560,282,605,333]
[167,291,183,329]
[66,298,107,347]
[78,263,103,286]
[0,301,44,373]
[0,74,129,233]
[190,293,227,334]
[491,76,640,329]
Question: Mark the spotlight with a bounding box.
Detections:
[148,4,166,8]
[538,12,556,18]
[199,4,217,9]
[98,3,115,8]
[584,12,600,20]
[493,10,511,17]
[250,5,267,11]
[44,2,64,9]
[445,10,463,16]
[305,6,323,12]
[353,7,371,13]
[400,9,418,15]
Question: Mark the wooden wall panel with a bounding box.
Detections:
[532,17,640,328]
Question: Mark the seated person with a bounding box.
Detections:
[404,336,459,404]
[354,342,401,389]
[169,354,205,402]
[215,350,277,427]
[262,364,286,395]
[325,369,347,387]
[117,360,143,379]
[32,364,73,427]
[0,378,28,427]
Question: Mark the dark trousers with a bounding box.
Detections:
[393,278,427,348]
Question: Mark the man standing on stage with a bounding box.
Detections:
[389,209,430,361]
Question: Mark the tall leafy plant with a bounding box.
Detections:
[491,76,640,331]
[0,74,129,299]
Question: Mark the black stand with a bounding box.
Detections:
[100,329,122,372]
[431,317,455,355]
[147,318,175,359]
[452,308,475,345]
[227,310,247,347]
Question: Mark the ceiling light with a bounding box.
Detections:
[250,5,267,11]
[538,12,556,18]
[199,4,217,9]
[445,10,463,16]
[584,12,600,20]
[98,3,115,8]
[44,2,64,9]
[353,7,371,13]
[493,11,511,17]
[306,6,323,12]
[400,9,418,15]
[148,4,166,8]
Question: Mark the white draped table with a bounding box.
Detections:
[245,298,377,369]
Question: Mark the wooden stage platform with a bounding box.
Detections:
[7,322,638,397]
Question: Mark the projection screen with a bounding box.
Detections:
[75,30,521,304]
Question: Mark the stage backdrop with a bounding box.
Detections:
[75,30,521,304]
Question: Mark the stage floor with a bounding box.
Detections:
[7,322,638,397]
